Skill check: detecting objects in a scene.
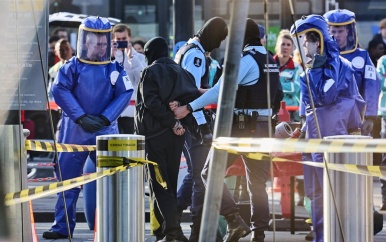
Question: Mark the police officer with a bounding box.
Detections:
[42,16,133,239]
[291,15,366,242]
[172,18,284,242]
[173,16,228,241]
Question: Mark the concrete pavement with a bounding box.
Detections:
[30,177,386,241]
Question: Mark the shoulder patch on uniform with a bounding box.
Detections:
[194,57,202,67]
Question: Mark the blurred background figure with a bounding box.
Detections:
[368,37,385,66]
[258,24,266,46]
[132,40,146,54]
[48,35,61,69]
[273,29,301,122]
[372,18,386,56]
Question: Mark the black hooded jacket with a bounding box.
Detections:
[135,37,200,138]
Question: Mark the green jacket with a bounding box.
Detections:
[377,55,386,117]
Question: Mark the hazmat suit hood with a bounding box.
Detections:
[77,16,112,64]
[290,14,340,68]
[195,17,228,52]
[144,36,169,65]
[324,9,358,54]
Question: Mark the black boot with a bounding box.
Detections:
[189,216,201,242]
[159,229,189,242]
[250,230,265,242]
[223,213,251,242]
[199,123,212,145]
[42,230,68,239]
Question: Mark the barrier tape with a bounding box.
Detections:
[302,161,386,179]
[213,137,386,153]
[226,148,386,179]
[25,140,95,152]
[5,158,161,206]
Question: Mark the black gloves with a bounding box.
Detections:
[76,115,110,132]
[361,118,374,135]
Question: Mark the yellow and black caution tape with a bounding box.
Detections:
[5,158,164,206]
[25,140,95,152]
[225,148,386,179]
[302,161,386,179]
[213,137,386,153]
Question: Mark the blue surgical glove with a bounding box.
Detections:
[76,115,104,132]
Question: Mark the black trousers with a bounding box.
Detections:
[118,116,134,134]
[146,129,185,237]
[202,120,271,231]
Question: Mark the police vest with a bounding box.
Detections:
[235,49,283,111]
[174,43,210,88]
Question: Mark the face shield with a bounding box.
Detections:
[291,28,324,68]
[328,21,357,54]
[77,26,112,64]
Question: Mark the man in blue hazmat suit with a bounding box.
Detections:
[323,9,380,136]
[290,15,366,242]
[324,8,384,236]
[42,16,133,239]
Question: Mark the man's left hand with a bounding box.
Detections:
[173,105,190,119]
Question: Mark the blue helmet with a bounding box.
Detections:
[323,9,358,54]
[77,16,112,64]
[290,15,339,67]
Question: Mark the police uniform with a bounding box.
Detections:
[190,19,283,242]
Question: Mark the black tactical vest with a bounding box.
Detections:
[174,43,210,89]
[235,49,283,111]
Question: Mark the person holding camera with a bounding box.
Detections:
[112,23,146,134]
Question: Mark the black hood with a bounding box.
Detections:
[243,18,262,47]
[195,17,228,52]
[144,36,169,65]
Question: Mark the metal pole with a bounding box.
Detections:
[96,134,145,242]
[324,135,373,242]
[173,0,194,45]
[157,0,169,42]
[0,125,32,242]
[199,0,249,241]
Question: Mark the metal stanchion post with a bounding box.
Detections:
[96,134,145,242]
[324,135,373,242]
[0,125,32,242]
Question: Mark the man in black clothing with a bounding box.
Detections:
[135,36,200,242]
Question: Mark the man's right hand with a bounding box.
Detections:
[172,120,185,136]
[77,115,104,132]
[169,101,179,111]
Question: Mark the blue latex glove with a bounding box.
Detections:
[361,119,374,135]
[77,115,105,132]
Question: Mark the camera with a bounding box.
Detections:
[116,41,128,49]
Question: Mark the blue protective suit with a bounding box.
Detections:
[342,49,380,117]
[50,57,133,236]
[292,15,366,242]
